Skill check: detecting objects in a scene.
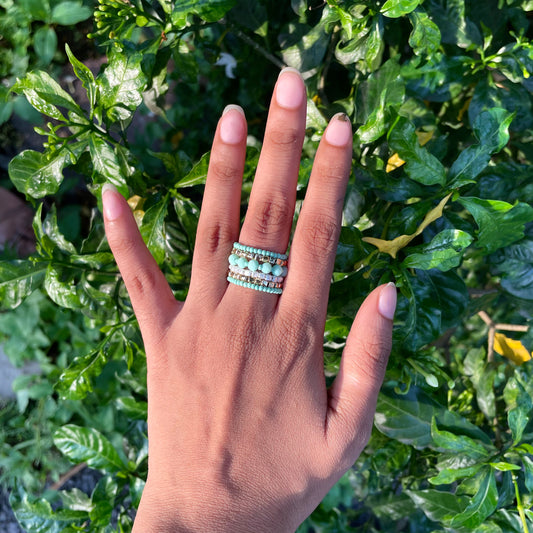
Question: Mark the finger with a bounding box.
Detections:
[238,67,306,257]
[102,184,181,339]
[190,105,247,304]
[280,113,352,321]
[326,283,396,464]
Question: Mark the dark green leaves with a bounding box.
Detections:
[388,117,446,185]
[449,108,514,187]
[53,424,127,472]
[459,197,533,254]
[375,385,491,449]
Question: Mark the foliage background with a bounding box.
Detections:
[1,0,533,531]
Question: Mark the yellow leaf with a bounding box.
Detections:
[415,130,434,146]
[386,152,405,173]
[362,193,453,258]
[494,333,532,365]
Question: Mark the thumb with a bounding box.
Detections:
[326,283,396,464]
[102,183,180,339]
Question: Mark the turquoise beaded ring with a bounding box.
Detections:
[227,242,288,295]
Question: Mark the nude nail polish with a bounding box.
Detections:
[276,68,305,110]
[220,105,246,144]
[325,113,352,147]
[378,282,397,320]
[102,183,123,221]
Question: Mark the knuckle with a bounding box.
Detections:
[253,198,292,237]
[300,212,340,258]
[209,159,241,183]
[352,337,391,382]
[128,266,158,297]
[267,127,301,149]
[201,222,234,255]
[314,161,349,185]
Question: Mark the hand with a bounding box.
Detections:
[102,68,396,533]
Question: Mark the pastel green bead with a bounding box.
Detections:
[272,264,283,277]
[229,254,239,266]
[238,257,248,269]
[248,259,259,271]
[261,262,272,274]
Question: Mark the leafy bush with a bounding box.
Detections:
[2,0,533,530]
[0,0,95,125]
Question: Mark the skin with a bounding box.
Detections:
[102,69,396,532]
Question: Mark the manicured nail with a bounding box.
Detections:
[276,67,305,109]
[220,105,246,144]
[325,113,352,147]
[102,183,123,221]
[378,282,397,320]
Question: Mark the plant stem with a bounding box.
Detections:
[513,475,530,533]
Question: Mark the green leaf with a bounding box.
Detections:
[281,9,332,71]
[449,108,514,187]
[53,424,126,472]
[97,50,148,122]
[90,476,118,526]
[141,198,169,265]
[11,490,86,533]
[450,467,498,528]
[431,418,491,458]
[33,26,57,66]
[388,117,446,185]
[459,197,533,254]
[397,269,468,350]
[0,260,47,309]
[44,265,86,309]
[402,229,473,271]
[55,349,107,400]
[116,397,148,420]
[490,239,533,300]
[375,384,492,449]
[507,380,532,444]
[88,134,127,191]
[408,8,441,56]
[8,149,69,198]
[357,90,387,143]
[523,456,533,494]
[65,44,96,110]
[50,1,92,25]
[171,0,236,27]
[19,0,51,22]
[13,70,84,118]
[406,489,469,524]
[429,464,483,485]
[382,0,423,18]
[175,151,209,187]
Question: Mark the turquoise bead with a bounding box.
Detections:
[248,259,259,271]
[238,257,248,269]
[261,262,272,274]
[281,266,288,277]
[229,254,239,266]
[272,264,283,277]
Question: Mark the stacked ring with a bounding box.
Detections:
[227,242,288,294]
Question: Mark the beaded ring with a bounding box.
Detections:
[227,242,288,295]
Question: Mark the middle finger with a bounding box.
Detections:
[238,68,306,254]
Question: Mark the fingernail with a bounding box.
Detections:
[220,105,246,144]
[378,282,397,320]
[325,113,352,147]
[275,68,305,110]
[102,183,123,221]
